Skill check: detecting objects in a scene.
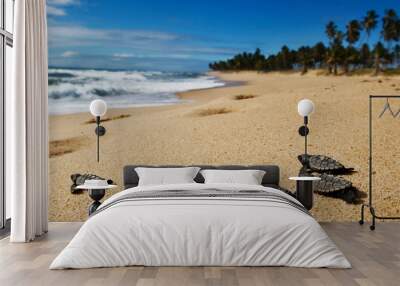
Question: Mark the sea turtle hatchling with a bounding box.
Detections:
[298,154,355,175]
[314,173,352,193]
[313,173,363,204]
[70,173,114,194]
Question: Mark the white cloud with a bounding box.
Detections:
[48,25,179,49]
[47,0,78,5]
[47,6,66,16]
[48,24,238,66]
[61,51,79,57]
[111,52,192,60]
[176,46,238,55]
[113,53,134,58]
[47,0,79,17]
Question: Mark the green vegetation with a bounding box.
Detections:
[209,9,400,75]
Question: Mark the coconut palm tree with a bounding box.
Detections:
[312,42,327,68]
[362,10,378,44]
[345,46,360,72]
[359,43,372,68]
[278,45,293,70]
[325,21,344,75]
[374,42,389,75]
[346,20,362,45]
[297,46,313,74]
[265,55,278,71]
[334,31,345,74]
[344,20,362,72]
[382,9,400,50]
[373,9,400,74]
[326,21,338,42]
[394,44,400,67]
[328,36,345,75]
[325,21,339,73]
[253,48,266,70]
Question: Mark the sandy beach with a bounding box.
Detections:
[49,71,400,222]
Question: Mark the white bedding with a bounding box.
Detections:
[50,183,351,269]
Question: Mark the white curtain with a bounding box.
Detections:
[9,0,49,242]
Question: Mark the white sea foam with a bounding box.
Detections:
[48,68,224,115]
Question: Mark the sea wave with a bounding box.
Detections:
[48,68,224,115]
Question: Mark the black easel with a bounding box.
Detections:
[359,95,400,230]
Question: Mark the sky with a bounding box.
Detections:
[47,0,400,71]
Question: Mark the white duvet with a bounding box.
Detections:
[50,183,351,269]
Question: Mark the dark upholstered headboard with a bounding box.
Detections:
[123,165,280,189]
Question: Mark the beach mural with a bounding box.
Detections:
[47,1,400,222]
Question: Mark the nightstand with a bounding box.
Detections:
[76,184,117,215]
[289,177,321,210]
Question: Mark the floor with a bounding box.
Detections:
[0,222,399,286]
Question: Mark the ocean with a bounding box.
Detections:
[48,68,225,115]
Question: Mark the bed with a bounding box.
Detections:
[50,165,351,269]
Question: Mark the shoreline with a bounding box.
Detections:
[49,73,244,118]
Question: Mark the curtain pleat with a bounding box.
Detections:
[10,0,48,242]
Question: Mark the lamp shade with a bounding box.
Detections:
[297,99,314,117]
[90,99,107,117]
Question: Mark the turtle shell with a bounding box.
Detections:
[74,173,105,186]
[308,155,347,172]
[314,173,352,193]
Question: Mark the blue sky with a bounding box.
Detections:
[47,0,400,71]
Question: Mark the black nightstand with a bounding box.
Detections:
[76,184,117,215]
[87,189,106,215]
[289,177,321,210]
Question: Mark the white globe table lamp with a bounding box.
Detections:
[90,99,107,117]
[90,99,107,162]
[297,99,315,159]
[298,99,314,117]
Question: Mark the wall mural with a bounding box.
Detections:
[47,2,400,222]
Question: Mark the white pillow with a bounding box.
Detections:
[200,169,266,185]
[135,167,200,186]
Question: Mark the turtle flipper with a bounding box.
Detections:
[329,167,356,175]
[298,166,312,176]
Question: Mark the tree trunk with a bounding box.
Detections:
[343,62,349,74]
[374,52,380,75]
[302,64,308,74]
[328,64,332,74]
[333,63,338,75]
